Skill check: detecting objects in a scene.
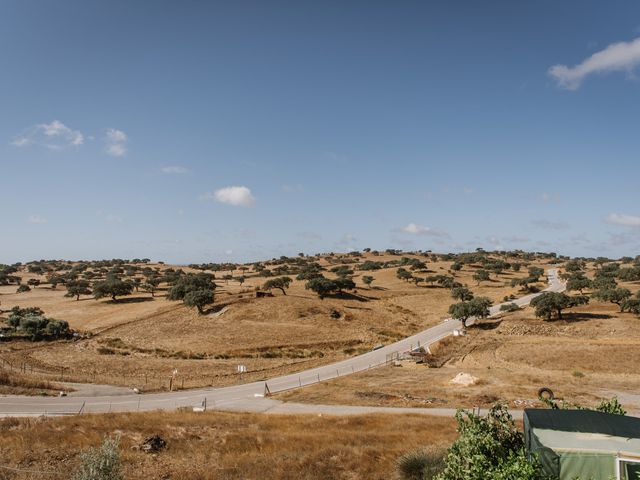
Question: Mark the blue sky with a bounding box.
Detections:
[2,1,640,264]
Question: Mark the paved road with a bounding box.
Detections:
[0,269,564,417]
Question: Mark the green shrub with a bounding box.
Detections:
[73,435,122,480]
[397,449,444,480]
[499,303,520,313]
[433,404,543,480]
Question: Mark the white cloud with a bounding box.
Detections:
[549,37,640,90]
[106,128,127,143]
[605,213,640,227]
[282,184,303,192]
[532,219,570,230]
[26,214,47,224]
[204,186,255,207]
[105,128,127,156]
[106,143,126,157]
[540,192,560,203]
[105,214,123,224]
[11,120,84,149]
[400,223,449,237]
[162,165,189,174]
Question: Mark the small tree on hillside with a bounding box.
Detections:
[167,273,216,300]
[93,278,134,302]
[527,266,545,281]
[622,292,640,315]
[334,277,356,293]
[362,275,374,288]
[592,287,632,312]
[396,268,413,282]
[451,286,474,302]
[566,275,592,294]
[305,277,337,299]
[530,292,589,321]
[472,270,490,286]
[448,297,492,328]
[183,289,215,315]
[141,276,160,297]
[263,276,292,295]
[65,280,92,301]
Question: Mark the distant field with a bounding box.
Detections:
[278,270,640,412]
[0,411,457,479]
[0,252,544,391]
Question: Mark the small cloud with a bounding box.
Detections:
[105,214,123,224]
[282,184,303,192]
[162,166,189,174]
[105,128,127,157]
[531,219,570,230]
[503,235,530,243]
[399,223,449,237]
[225,249,233,255]
[298,231,322,241]
[549,36,640,90]
[540,192,559,203]
[203,186,255,207]
[11,120,84,150]
[335,233,358,249]
[605,213,640,227]
[463,187,475,195]
[177,209,185,216]
[27,214,47,224]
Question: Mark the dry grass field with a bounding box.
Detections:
[0,252,546,391]
[278,278,640,412]
[0,411,456,480]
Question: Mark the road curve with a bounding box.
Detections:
[0,269,564,417]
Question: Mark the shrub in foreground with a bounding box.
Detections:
[73,435,122,480]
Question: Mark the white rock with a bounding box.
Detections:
[450,372,478,386]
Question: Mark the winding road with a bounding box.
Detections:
[0,269,564,417]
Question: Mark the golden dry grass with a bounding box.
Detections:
[278,274,640,412]
[0,371,65,396]
[0,411,456,480]
[0,253,540,391]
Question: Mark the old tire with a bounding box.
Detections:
[538,387,554,400]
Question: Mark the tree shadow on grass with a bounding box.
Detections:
[329,291,371,302]
[107,297,155,304]
[474,319,503,330]
[561,312,613,323]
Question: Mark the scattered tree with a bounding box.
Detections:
[183,289,215,314]
[362,275,374,288]
[65,280,92,301]
[566,275,592,294]
[451,286,474,302]
[448,297,492,328]
[530,292,589,321]
[472,270,490,286]
[93,278,134,302]
[305,277,335,299]
[592,287,632,312]
[263,276,293,295]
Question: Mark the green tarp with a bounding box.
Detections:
[524,409,640,480]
